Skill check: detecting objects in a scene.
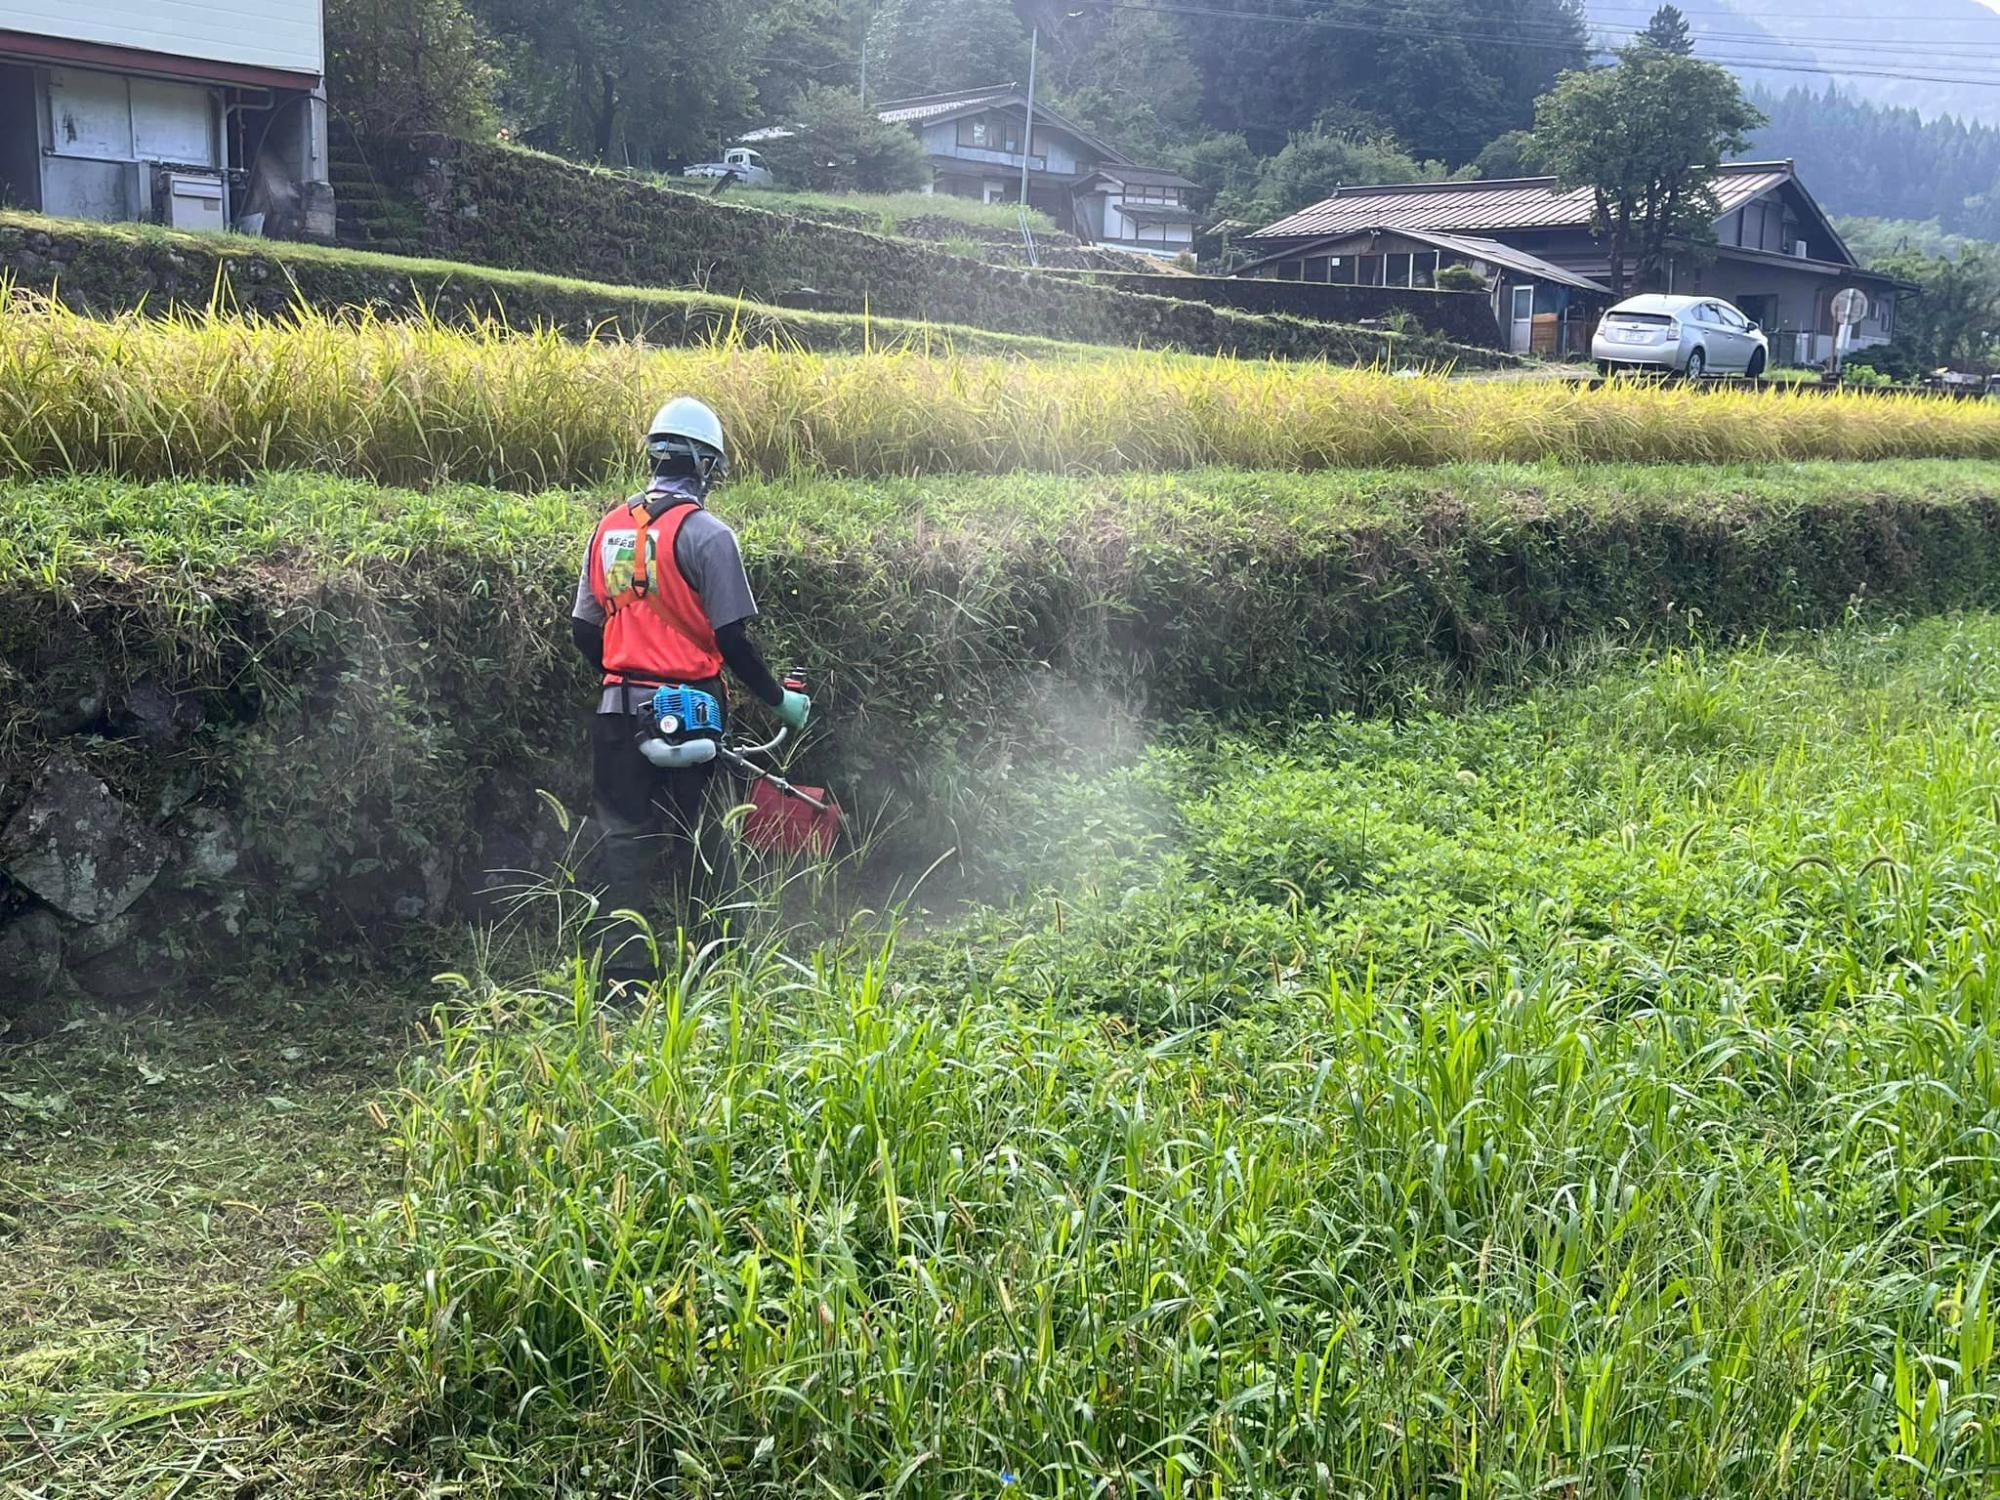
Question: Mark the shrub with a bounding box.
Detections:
[754,86,930,193]
[1435,261,1489,291]
[324,0,495,139]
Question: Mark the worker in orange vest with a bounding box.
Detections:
[570,397,809,985]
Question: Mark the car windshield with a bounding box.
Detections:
[1607,311,1675,326]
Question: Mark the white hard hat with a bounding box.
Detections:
[646,396,727,478]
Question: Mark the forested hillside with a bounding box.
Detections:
[338,0,1586,207]
[1583,0,2000,126]
[335,0,2000,242]
[1747,86,2000,240]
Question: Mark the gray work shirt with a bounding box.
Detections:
[574,479,758,712]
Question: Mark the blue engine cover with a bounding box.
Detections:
[649,683,726,741]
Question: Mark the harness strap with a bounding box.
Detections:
[608,493,697,612]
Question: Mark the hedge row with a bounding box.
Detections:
[355,134,1506,366]
[7,459,2000,1011]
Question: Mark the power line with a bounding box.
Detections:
[1580,2,2000,21]
[1109,0,2000,58]
[1106,0,2000,86]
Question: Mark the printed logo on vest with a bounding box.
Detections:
[600,529,641,596]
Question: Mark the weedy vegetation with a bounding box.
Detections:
[260,614,2000,1497]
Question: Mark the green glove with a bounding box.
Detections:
[776,688,812,731]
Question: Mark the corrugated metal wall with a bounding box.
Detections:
[0,0,322,77]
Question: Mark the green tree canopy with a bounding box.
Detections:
[1869,246,2000,370]
[1471,128,1544,179]
[325,0,495,139]
[1250,128,1458,222]
[1182,0,1586,165]
[467,0,764,165]
[1531,45,1763,294]
[1169,131,1264,217]
[756,86,929,192]
[864,0,1030,102]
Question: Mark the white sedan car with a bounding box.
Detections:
[1593,294,1769,379]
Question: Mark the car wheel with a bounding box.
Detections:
[1683,347,1706,381]
[1745,348,1767,379]
[1597,359,1616,378]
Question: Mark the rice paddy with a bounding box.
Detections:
[5,294,1999,491]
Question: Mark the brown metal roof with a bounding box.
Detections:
[1249,162,1795,241]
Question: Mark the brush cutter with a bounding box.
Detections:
[636,678,843,855]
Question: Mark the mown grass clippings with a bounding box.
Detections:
[0,985,411,1495]
[4,294,1999,492]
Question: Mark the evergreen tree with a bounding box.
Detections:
[1747,86,2000,241]
[1636,5,1694,56]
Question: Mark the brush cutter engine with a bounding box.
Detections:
[635,683,726,768]
[635,681,843,854]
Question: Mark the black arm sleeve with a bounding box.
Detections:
[715,620,784,707]
[571,617,605,673]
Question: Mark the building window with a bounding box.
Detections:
[1386,252,1411,287]
[958,113,1020,155]
[1330,255,1357,285]
[45,69,218,167]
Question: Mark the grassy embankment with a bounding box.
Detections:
[14,457,2000,875]
[718,186,1063,238]
[10,614,2000,1496]
[0,209,1101,359]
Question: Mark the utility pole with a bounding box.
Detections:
[859,36,868,107]
[1019,27,1038,207]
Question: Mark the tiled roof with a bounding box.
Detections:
[1087,165,1201,190]
[1248,162,1795,241]
[873,84,1133,166]
[875,86,1019,125]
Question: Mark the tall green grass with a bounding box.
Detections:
[723,186,1062,238]
[6,294,2000,490]
[302,615,2000,1496]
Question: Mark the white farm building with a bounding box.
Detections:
[0,0,334,239]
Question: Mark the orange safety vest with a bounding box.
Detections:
[586,495,724,687]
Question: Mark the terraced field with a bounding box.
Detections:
[5,298,2000,1497]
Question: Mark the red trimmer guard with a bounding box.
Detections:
[744,779,842,855]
